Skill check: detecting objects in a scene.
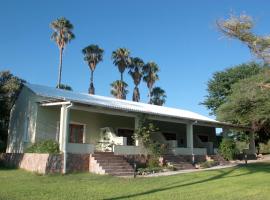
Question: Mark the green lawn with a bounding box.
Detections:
[0,162,270,200]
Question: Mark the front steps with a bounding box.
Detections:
[90,152,134,176]
[163,154,195,170]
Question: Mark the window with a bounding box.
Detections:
[69,123,84,143]
[117,129,134,145]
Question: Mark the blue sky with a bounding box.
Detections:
[1,0,270,119]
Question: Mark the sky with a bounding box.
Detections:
[1,0,270,119]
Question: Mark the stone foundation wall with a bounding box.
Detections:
[67,154,89,172]
[0,153,90,174]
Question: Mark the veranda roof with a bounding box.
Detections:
[26,83,223,126]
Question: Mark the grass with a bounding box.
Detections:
[0,162,270,200]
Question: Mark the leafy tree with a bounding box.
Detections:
[58,84,72,91]
[82,44,104,94]
[217,69,270,143]
[150,86,167,106]
[143,62,159,103]
[128,57,144,102]
[50,17,75,88]
[217,13,270,64]
[110,80,128,99]
[0,71,25,152]
[134,114,167,157]
[202,62,263,115]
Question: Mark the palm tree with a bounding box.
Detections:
[150,87,167,106]
[143,62,160,103]
[82,45,104,94]
[50,17,75,88]
[112,48,131,82]
[128,57,144,102]
[110,80,128,99]
[112,48,131,99]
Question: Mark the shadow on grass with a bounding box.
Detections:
[104,162,270,200]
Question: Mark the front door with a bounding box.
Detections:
[69,124,84,143]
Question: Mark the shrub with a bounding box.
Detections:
[137,167,163,175]
[219,138,238,160]
[199,160,219,168]
[259,141,270,154]
[25,140,59,154]
[147,157,160,168]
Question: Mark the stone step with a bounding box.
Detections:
[95,159,129,164]
[91,153,134,176]
[102,165,133,170]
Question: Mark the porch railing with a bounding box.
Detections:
[67,143,95,154]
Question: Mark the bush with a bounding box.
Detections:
[137,167,163,175]
[147,157,160,168]
[219,138,238,160]
[25,140,59,154]
[259,141,270,154]
[199,160,219,168]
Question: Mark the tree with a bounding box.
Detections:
[110,80,128,99]
[217,69,270,143]
[217,13,270,64]
[112,48,131,82]
[58,84,73,91]
[143,62,159,103]
[82,44,104,94]
[202,62,264,115]
[150,86,167,106]
[128,57,144,102]
[111,48,131,99]
[50,17,75,88]
[0,71,25,152]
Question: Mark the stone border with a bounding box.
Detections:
[0,153,89,174]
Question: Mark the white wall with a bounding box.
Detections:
[7,87,38,153]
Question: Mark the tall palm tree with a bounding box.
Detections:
[50,17,75,88]
[143,62,160,103]
[128,57,144,102]
[82,44,104,94]
[112,48,131,82]
[112,48,131,99]
[150,87,167,106]
[110,80,128,99]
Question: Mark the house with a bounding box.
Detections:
[6,83,256,174]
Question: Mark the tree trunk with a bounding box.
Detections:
[57,47,63,88]
[148,86,152,104]
[133,86,140,102]
[89,70,95,94]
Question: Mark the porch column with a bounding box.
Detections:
[59,106,65,151]
[249,131,256,155]
[59,103,73,174]
[134,116,139,146]
[186,123,194,155]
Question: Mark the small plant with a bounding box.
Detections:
[219,138,238,160]
[26,140,59,154]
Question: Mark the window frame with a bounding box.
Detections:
[69,121,86,144]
